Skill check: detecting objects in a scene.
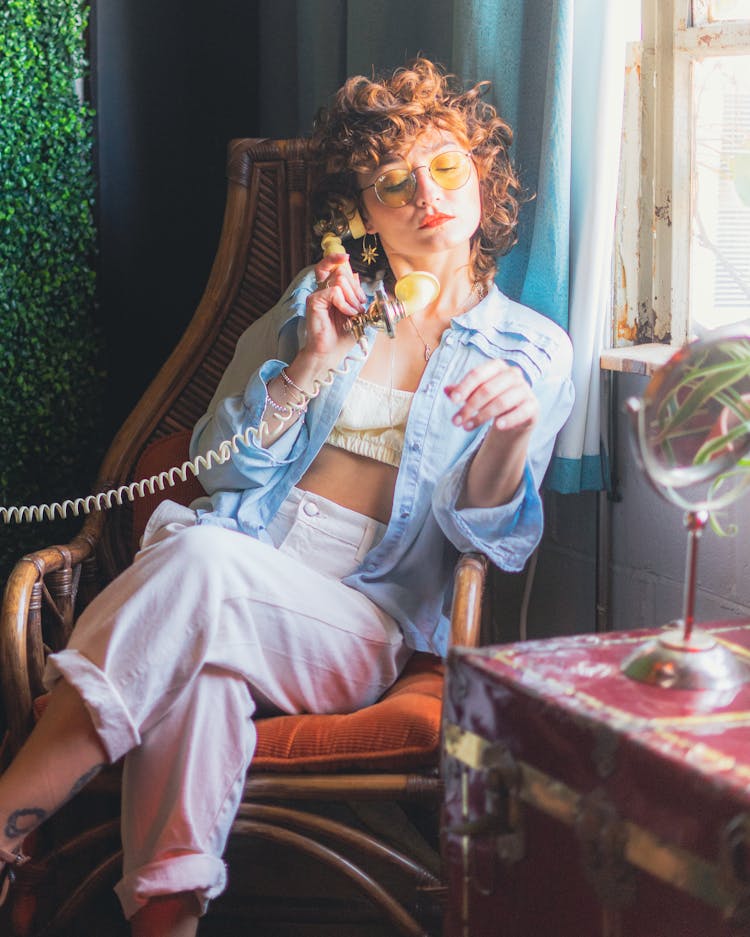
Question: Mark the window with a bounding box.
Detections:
[614,0,750,349]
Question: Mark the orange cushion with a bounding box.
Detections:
[131,430,204,553]
[252,653,444,773]
[32,656,444,773]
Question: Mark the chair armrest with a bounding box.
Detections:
[449,552,488,649]
[0,512,104,760]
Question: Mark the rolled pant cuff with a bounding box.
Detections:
[43,648,141,763]
[115,854,228,919]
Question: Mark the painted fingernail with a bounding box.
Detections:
[452,414,462,426]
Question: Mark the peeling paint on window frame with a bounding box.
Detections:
[611,0,750,361]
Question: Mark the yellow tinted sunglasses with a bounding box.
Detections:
[360,150,473,208]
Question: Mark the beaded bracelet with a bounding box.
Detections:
[264,392,294,418]
[280,368,311,402]
[265,374,308,418]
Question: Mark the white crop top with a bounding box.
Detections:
[326,376,414,468]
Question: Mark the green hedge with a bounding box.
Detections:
[0,0,104,584]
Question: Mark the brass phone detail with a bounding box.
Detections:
[319,227,440,348]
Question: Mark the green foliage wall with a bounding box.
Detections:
[0,0,103,583]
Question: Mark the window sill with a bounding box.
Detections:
[600,344,675,377]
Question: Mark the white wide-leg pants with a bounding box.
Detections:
[43,488,408,919]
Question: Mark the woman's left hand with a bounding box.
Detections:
[444,360,538,436]
[448,360,539,509]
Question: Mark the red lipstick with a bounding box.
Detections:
[419,213,454,229]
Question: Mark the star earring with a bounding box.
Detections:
[361,234,379,265]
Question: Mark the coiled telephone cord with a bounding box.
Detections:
[0,356,356,525]
[1,265,437,525]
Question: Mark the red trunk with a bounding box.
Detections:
[442,621,750,937]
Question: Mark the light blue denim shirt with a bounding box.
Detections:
[189,267,574,656]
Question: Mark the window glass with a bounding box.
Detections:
[693,0,750,24]
[690,54,750,331]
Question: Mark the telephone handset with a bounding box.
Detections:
[318,205,440,349]
[1,216,440,525]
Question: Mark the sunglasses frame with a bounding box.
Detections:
[359,150,473,207]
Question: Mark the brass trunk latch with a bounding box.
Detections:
[443,726,525,865]
[574,788,636,910]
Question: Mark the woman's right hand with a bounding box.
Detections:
[302,252,368,363]
[270,253,368,414]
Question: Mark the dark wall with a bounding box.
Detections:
[90,0,260,438]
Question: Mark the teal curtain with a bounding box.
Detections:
[452,0,572,332]
[258,0,626,494]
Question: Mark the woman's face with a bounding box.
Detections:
[356,129,481,268]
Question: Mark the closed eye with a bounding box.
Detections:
[380,172,412,194]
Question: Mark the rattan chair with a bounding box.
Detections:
[0,139,487,937]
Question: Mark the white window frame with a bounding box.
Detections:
[613,0,750,353]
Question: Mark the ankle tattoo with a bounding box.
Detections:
[68,764,105,799]
[2,764,106,843]
[5,808,47,840]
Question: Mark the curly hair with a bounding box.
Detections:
[310,57,524,284]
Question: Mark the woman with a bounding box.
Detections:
[0,57,573,935]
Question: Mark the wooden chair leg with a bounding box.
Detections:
[231,817,434,937]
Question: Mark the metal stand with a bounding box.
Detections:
[621,509,750,691]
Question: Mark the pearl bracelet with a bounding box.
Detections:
[280,368,311,402]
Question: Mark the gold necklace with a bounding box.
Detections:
[409,316,433,362]
[408,279,488,362]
